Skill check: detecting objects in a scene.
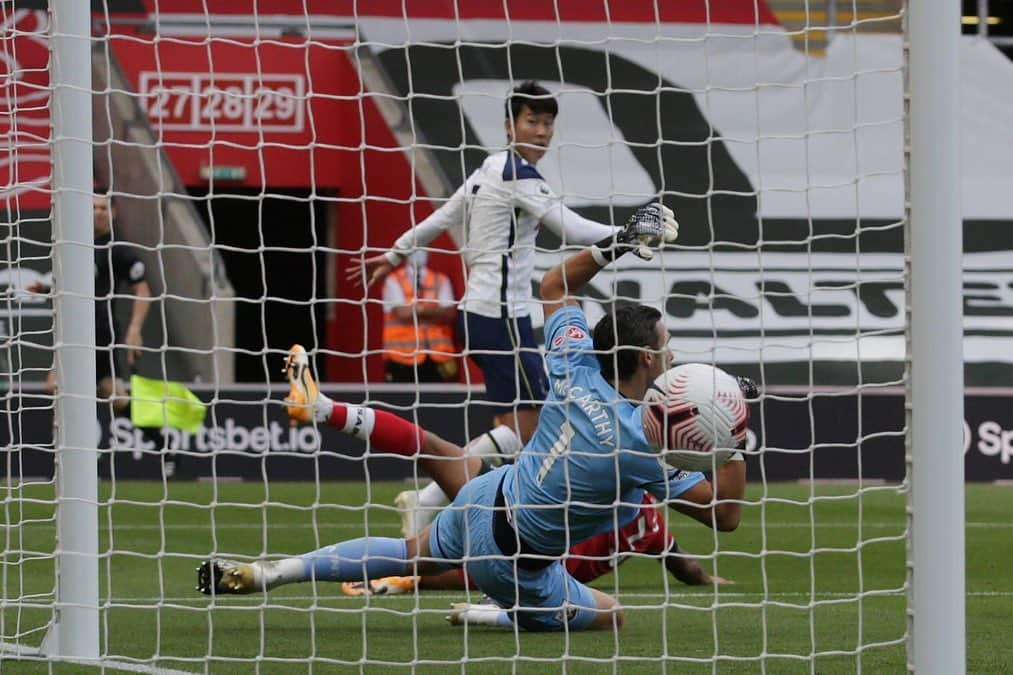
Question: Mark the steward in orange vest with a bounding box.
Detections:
[381,252,458,383]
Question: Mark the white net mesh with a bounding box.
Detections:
[0,1,919,670]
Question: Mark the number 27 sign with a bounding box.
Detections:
[139,72,305,133]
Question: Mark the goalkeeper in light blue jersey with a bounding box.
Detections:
[429,205,746,631]
[500,303,705,554]
[197,203,746,633]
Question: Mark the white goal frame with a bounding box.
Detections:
[47,0,99,660]
[20,1,966,671]
[906,1,965,672]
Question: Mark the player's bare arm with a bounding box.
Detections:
[125,279,152,365]
[541,202,678,321]
[668,459,747,532]
[539,248,602,318]
[663,546,734,586]
[346,184,467,289]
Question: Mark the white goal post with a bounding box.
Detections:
[906,0,965,672]
[48,0,99,660]
[0,0,966,671]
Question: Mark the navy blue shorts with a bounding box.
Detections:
[458,312,548,413]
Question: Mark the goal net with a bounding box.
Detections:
[0,0,966,671]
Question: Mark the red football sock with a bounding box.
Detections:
[327,402,425,456]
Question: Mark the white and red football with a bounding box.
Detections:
[641,363,750,471]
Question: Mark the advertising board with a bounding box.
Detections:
[3,385,1009,483]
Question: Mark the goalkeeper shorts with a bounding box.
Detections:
[428,466,599,632]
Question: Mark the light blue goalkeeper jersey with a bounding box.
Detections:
[501,305,705,555]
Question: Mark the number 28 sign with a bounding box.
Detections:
[139,72,305,133]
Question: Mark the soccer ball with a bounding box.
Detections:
[642,363,750,471]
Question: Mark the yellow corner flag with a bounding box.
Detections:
[130,374,206,432]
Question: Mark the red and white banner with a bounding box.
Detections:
[138,71,306,134]
[111,35,350,189]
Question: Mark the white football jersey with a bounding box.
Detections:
[391,150,615,319]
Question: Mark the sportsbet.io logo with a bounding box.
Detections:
[107,416,322,456]
[964,419,1013,464]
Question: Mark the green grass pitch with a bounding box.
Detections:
[2,480,1010,674]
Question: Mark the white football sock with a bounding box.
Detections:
[417,480,449,508]
[479,426,523,463]
[313,392,334,423]
[257,558,307,590]
[452,603,513,628]
[331,403,377,441]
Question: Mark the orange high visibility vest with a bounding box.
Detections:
[382,267,455,366]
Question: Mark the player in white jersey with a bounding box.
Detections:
[198,204,746,633]
[352,81,620,444]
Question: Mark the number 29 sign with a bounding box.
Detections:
[139,72,305,133]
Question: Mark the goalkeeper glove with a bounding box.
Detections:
[736,376,759,400]
[590,203,679,265]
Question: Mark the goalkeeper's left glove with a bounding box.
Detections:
[590,203,679,266]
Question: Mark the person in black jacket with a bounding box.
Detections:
[33,191,151,412]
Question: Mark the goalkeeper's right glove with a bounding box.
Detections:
[589,203,679,266]
[736,376,759,400]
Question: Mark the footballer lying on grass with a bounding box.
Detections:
[341,488,733,599]
[198,205,750,632]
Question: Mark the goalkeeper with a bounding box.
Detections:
[198,347,728,598]
[200,204,746,632]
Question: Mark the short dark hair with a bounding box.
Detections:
[593,304,663,382]
[93,186,115,211]
[505,80,558,121]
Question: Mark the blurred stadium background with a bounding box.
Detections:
[2,0,1011,481]
[0,0,1010,671]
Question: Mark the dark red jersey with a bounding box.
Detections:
[452,492,674,590]
[564,492,673,582]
